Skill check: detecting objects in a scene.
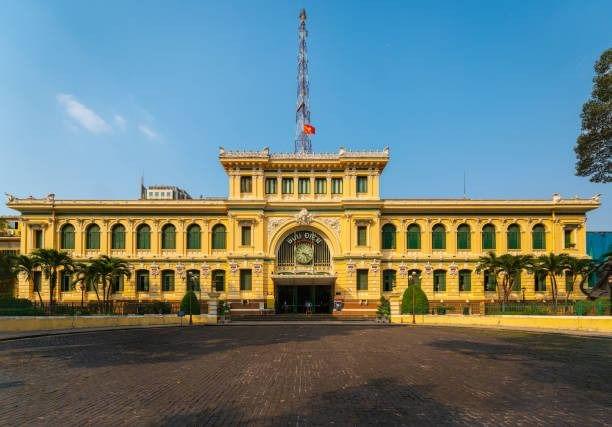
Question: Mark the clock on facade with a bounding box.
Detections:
[295,243,314,264]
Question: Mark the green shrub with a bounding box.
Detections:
[436,306,447,315]
[0,307,45,316]
[218,300,230,316]
[376,296,390,318]
[574,300,591,316]
[401,285,429,314]
[0,296,35,309]
[180,291,201,315]
[594,298,610,315]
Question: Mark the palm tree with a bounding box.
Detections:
[31,249,74,312]
[532,253,568,309]
[476,251,502,300]
[0,253,16,297]
[563,256,596,303]
[72,262,101,308]
[90,256,131,312]
[12,255,43,306]
[496,254,533,309]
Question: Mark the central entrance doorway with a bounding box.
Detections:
[275,284,333,314]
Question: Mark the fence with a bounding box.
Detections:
[28,300,209,316]
[484,300,610,316]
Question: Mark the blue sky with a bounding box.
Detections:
[0,1,610,229]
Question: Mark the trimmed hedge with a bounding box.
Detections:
[574,298,610,316]
[180,291,201,315]
[401,285,429,314]
[0,297,44,316]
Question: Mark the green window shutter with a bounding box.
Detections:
[241,226,251,246]
[381,225,396,249]
[383,270,396,292]
[432,226,445,250]
[187,226,201,250]
[507,226,520,250]
[457,225,470,250]
[240,269,252,291]
[564,228,573,248]
[434,271,446,292]
[459,270,471,292]
[482,225,495,250]
[212,225,226,249]
[356,176,368,193]
[331,178,343,194]
[357,269,368,290]
[357,226,367,246]
[265,178,277,194]
[407,225,421,249]
[213,270,225,291]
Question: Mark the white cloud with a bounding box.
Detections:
[114,114,127,131]
[56,93,111,134]
[138,124,159,140]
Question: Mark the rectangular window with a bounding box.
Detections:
[298,178,311,194]
[60,271,73,292]
[265,178,277,194]
[240,176,252,193]
[459,270,471,292]
[382,270,396,292]
[485,271,497,292]
[213,270,225,292]
[513,272,522,291]
[33,271,42,292]
[357,226,367,246]
[356,176,368,193]
[331,178,343,194]
[282,178,294,194]
[162,271,175,292]
[112,276,124,293]
[240,269,252,291]
[433,271,446,292]
[564,228,574,249]
[356,269,368,291]
[34,229,43,249]
[315,178,327,194]
[241,225,252,246]
[535,272,546,292]
[136,271,149,292]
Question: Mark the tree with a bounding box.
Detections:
[563,256,596,301]
[0,253,16,297]
[475,251,502,299]
[376,296,390,319]
[31,249,74,312]
[180,291,200,325]
[574,48,611,183]
[89,256,131,312]
[531,253,568,308]
[12,255,43,306]
[401,285,429,314]
[496,254,533,309]
[72,262,101,308]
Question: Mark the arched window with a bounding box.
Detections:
[86,224,100,250]
[457,224,471,250]
[161,224,176,250]
[186,224,201,250]
[507,224,520,250]
[406,224,421,249]
[433,269,446,292]
[482,224,496,250]
[136,224,151,250]
[60,270,73,292]
[161,270,175,292]
[535,271,547,291]
[408,269,422,286]
[136,270,149,292]
[532,224,546,250]
[211,224,226,250]
[459,269,471,292]
[381,223,396,250]
[60,224,75,249]
[382,269,396,292]
[187,269,200,291]
[111,224,126,250]
[484,270,497,292]
[212,269,225,292]
[432,224,446,250]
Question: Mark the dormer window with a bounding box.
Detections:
[356,176,368,193]
[240,176,252,193]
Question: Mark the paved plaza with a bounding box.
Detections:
[0,324,610,426]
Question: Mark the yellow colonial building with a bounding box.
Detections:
[5,147,600,315]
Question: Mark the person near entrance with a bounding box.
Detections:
[305,300,312,315]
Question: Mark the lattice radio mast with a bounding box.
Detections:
[294,9,313,153]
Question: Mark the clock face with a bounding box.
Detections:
[295,243,314,264]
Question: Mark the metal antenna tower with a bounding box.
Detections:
[294,8,312,153]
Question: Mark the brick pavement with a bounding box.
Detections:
[0,324,610,426]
